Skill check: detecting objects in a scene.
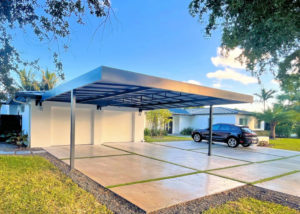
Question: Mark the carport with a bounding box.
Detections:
[40,66,253,169]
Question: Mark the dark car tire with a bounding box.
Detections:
[193,133,202,142]
[227,137,239,148]
[242,143,251,147]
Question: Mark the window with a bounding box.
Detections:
[255,120,261,129]
[239,118,248,126]
[220,124,231,131]
[212,124,221,131]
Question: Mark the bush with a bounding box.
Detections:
[144,128,151,136]
[254,130,270,136]
[180,127,193,135]
[144,128,168,137]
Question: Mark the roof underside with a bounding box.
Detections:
[17,66,253,110]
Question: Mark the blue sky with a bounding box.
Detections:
[13,0,279,111]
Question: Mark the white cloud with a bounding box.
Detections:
[212,83,221,88]
[211,47,246,69]
[271,79,280,85]
[186,80,201,85]
[207,68,258,85]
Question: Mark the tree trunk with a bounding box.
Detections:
[270,122,277,139]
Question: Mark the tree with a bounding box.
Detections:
[0,0,111,101]
[40,70,58,90]
[255,104,297,139]
[16,69,59,92]
[16,69,40,91]
[254,88,276,111]
[189,0,300,83]
[146,109,172,136]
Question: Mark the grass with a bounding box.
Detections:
[269,138,300,151]
[204,197,300,214]
[144,135,192,142]
[0,155,111,214]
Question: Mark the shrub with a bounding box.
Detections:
[144,128,168,137]
[254,130,270,136]
[144,128,151,136]
[180,127,193,135]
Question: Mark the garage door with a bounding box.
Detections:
[51,107,92,146]
[101,110,133,143]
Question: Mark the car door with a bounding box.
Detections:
[215,124,231,141]
[203,124,221,140]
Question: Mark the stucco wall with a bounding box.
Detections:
[30,101,144,147]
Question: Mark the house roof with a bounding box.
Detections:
[13,66,253,110]
[170,107,253,115]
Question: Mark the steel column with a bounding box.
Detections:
[70,90,76,169]
[208,105,213,156]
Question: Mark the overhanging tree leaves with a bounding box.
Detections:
[0,0,111,100]
[189,0,300,86]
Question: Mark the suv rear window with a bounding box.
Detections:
[241,127,254,133]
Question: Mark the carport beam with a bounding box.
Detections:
[70,90,76,170]
[208,105,213,156]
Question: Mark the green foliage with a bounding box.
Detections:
[276,121,295,138]
[146,109,172,134]
[144,128,168,137]
[204,197,299,214]
[0,156,111,213]
[16,69,40,91]
[255,104,298,139]
[189,0,300,84]
[144,128,151,136]
[253,130,270,137]
[270,138,300,152]
[15,69,58,91]
[0,0,111,100]
[254,88,276,111]
[144,135,192,143]
[180,127,193,135]
[4,132,28,147]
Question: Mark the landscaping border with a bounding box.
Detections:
[38,151,300,214]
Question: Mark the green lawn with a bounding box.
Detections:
[204,197,299,214]
[270,138,300,151]
[0,155,111,214]
[144,135,192,142]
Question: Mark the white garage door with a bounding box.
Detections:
[101,110,133,143]
[51,107,92,146]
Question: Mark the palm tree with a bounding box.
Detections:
[40,69,58,90]
[255,104,297,139]
[16,69,40,91]
[254,88,276,111]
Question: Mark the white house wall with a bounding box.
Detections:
[191,115,236,129]
[30,101,145,147]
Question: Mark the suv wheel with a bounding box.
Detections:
[227,137,239,148]
[193,133,202,142]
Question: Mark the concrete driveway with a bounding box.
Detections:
[44,141,300,213]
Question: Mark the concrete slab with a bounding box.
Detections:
[194,147,280,162]
[15,150,31,155]
[240,145,300,157]
[111,173,244,212]
[106,142,247,170]
[0,150,15,155]
[63,155,195,187]
[44,144,129,159]
[211,163,294,183]
[255,172,300,197]
[153,141,225,150]
[258,158,300,171]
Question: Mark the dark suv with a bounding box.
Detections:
[191,123,258,148]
